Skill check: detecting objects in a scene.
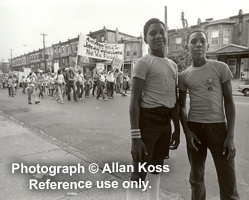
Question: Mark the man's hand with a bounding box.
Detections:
[185,130,201,151]
[131,138,148,162]
[223,137,236,161]
[170,131,180,150]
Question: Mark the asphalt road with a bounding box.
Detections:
[0,88,248,200]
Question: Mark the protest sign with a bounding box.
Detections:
[111,56,122,70]
[78,33,124,61]
[96,63,105,72]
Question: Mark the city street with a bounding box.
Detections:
[0,88,248,200]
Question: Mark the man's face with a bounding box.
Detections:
[144,23,167,51]
[187,32,209,59]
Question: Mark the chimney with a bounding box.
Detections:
[197,18,201,26]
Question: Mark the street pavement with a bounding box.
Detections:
[0,108,181,200]
[0,79,247,200]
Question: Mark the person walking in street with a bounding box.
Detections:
[55,69,65,104]
[26,72,40,105]
[20,75,27,94]
[84,70,92,98]
[115,69,127,97]
[37,70,44,98]
[106,67,116,99]
[123,68,130,93]
[126,18,180,200]
[76,70,85,100]
[96,70,107,101]
[7,73,14,97]
[92,67,99,97]
[66,67,78,102]
[178,30,240,200]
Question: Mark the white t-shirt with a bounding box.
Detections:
[106,71,115,82]
[132,54,177,109]
[178,60,232,123]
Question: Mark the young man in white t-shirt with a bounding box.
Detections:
[126,18,180,200]
[179,30,240,200]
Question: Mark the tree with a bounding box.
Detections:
[175,11,192,72]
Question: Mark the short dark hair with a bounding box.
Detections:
[143,18,165,38]
[187,30,208,44]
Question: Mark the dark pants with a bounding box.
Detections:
[76,82,84,99]
[85,84,90,97]
[187,122,240,200]
[92,81,97,95]
[107,81,114,97]
[123,81,129,92]
[8,86,14,96]
[67,82,77,101]
[96,82,105,99]
[38,84,43,97]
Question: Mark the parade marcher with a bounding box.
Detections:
[13,73,18,94]
[106,67,116,99]
[48,73,55,98]
[96,70,107,101]
[20,75,27,94]
[123,68,130,93]
[55,69,66,104]
[126,18,180,200]
[84,70,92,98]
[92,67,99,97]
[26,72,40,104]
[76,70,85,100]
[66,67,78,102]
[7,73,14,97]
[43,73,49,96]
[179,30,240,200]
[37,70,44,98]
[115,69,127,97]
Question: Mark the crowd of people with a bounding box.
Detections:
[0,66,131,104]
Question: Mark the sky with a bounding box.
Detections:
[0,0,249,61]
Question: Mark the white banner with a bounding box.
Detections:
[78,33,124,61]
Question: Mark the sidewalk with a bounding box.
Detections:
[0,112,181,200]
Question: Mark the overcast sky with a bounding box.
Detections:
[0,0,249,61]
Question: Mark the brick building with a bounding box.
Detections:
[167,9,249,79]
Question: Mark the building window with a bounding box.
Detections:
[133,51,137,56]
[71,44,74,52]
[61,47,64,55]
[100,35,104,42]
[175,37,182,50]
[211,30,219,45]
[223,28,230,45]
[66,46,69,54]
[126,51,130,56]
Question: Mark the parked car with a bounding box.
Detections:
[238,83,249,96]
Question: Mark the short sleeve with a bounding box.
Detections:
[178,71,187,91]
[219,63,233,83]
[132,59,148,80]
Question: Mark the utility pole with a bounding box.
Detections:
[40,33,47,72]
[10,49,13,71]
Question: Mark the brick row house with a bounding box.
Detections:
[167,9,249,79]
[11,27,143,78]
